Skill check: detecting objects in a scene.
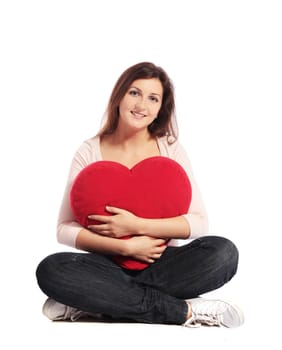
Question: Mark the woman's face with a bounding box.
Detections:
[118,78,163,133]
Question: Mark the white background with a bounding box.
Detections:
[0,0,281,348]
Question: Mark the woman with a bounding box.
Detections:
[36,62,244,327]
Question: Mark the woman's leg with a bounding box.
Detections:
[136,235,239,299]
[36,236,239,325]
[134,235,243,328]
[36,251,188,325]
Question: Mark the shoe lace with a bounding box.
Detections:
[184,300,224,328]
[64,307,86,321]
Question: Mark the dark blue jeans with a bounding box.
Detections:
[36,236,239,325]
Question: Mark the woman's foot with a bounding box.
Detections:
[184,298,244,328]
[42,298,101,321]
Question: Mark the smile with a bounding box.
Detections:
[131,111,146,119]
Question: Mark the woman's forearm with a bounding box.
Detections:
[75,228,128,256]
[75,215,190,254]
[136,215,190,239]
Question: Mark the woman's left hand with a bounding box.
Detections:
[87,206,139,238]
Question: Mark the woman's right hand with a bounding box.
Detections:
[125,236,167,264]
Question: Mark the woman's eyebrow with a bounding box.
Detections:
[130,86,162,98]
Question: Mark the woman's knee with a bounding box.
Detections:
[200,235,239,276]
[213,236,238,261]
[35,252,69,292]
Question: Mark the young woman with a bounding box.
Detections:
[36,62,244,327]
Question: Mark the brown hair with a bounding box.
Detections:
[98,62,178,140]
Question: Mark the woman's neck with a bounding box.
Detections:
[100,129,160,168]
[108,129,153,150]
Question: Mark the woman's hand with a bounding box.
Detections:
[87,206,139,238]
[125,236,167,264]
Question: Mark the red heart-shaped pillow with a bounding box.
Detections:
[70,156,192,270]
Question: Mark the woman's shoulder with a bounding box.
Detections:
[82,135,100,149]
[157,135,185,158]
[74,135,101,165]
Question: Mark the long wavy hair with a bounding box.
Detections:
[98,62,178,141]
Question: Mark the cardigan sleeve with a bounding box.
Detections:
[158,137,209,243]
[56,139,98,248]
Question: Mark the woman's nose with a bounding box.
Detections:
[135,98,146,110]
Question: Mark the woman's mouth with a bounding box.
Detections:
[131,111,146,119]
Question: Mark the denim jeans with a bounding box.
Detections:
[36,235,239,325]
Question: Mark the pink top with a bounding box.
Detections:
[57,135,209,248]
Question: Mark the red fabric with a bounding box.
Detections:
[70,156,192,270]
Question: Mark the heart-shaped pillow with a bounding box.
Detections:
[70,156,192,270]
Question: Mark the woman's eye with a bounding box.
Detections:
[129,90,139,96]
[149,96,159,103]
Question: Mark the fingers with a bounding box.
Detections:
[87,206,126,223]
[152,240,167,252]
[152,252,162,259]
[88,206,130,220]
[87,223,110,235]
[151,247,166,259]
[105,206,124,214]
[147,245,167,263]
[88,215,110,223]
[148,244,167,262]
[153,238,167,246]
[147,253,163,264]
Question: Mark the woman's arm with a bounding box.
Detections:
[57,140,97,248]
[76,227,167,263]
[75,227,129,255]
[88,206,190,239]
[166,139,209,238]
[137,215,190,239]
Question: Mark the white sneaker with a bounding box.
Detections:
[42,298,100,321]
[184,298,244,328]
